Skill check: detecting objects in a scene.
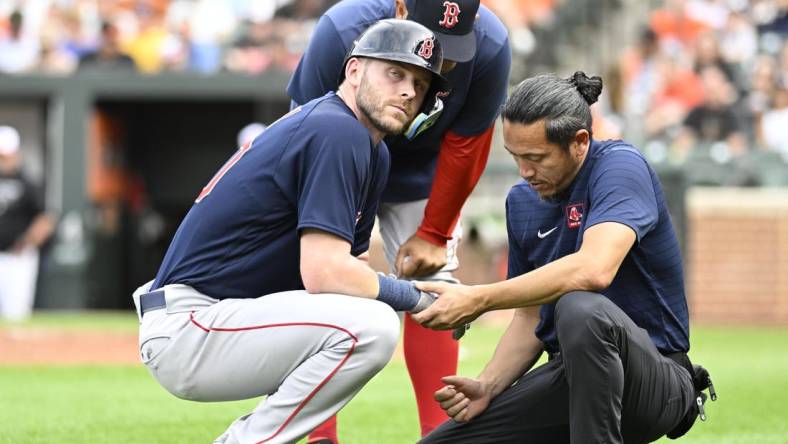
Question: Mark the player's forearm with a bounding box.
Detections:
[418,127,494,245]
[299,232,432,311]
[302,254,379,298]
[300,230,378,297]
[478,307,543,398]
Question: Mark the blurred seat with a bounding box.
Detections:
[737,150,788,186]
[681,146,730,187]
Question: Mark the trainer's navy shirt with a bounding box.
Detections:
[287,0,510,202]
[152,92,389,299]
[505,139,690,354]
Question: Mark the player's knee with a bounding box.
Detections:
[153,367,197,401]
[358,303,400,370]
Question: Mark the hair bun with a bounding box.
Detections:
[569,71,603,105]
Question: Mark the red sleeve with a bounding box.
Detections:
[416,125,495,246]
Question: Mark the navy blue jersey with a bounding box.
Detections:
[287,0,510,202]
[152,93,389,299]
[506,140,689,354]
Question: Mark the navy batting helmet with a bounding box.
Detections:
[340,19,450,114]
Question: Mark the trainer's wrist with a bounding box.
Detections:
[477,376,501,399]
[474,284,496,312]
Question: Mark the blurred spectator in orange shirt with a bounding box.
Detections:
[644,54,704,140]
[650,0,709,51]
[482,0,555,58]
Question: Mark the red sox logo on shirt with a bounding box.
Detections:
[418,36,435,59]
[439,1,462,29]
[565,203,584,229]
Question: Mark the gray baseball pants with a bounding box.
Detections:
[132,282,400,444]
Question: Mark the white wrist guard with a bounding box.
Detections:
[410,290,437,313]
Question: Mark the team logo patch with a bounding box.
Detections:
[439,1,462,29]
[565,203,584,229]
[418,36,435,59]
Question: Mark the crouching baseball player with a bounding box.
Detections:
[132,19,447,444]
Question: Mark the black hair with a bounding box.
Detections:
[502,71,603,150]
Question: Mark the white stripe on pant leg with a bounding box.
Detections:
[0,248,39,320]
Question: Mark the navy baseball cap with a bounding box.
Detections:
[409,0,478,62]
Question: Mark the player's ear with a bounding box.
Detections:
[345,57,364,87]
[394,0,408,19]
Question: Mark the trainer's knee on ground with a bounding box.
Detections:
[356,303,400,371]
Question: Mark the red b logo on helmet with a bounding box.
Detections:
[418,36,434,59]
[439,1,462,29]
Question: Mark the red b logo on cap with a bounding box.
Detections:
[439,1,462,29]
[418,36,434,59]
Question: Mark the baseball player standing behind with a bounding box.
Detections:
[287,1,510,441]
[132,20,447,444]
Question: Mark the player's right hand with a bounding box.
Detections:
[395,234,447,278]
[434,375,492,423]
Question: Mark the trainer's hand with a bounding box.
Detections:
[395,234,447,278]
[411,281,484,330]
[434,376,492,423]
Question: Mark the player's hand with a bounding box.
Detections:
[411,281,483,329]
[395,234,447,278]
[434,375,492,423]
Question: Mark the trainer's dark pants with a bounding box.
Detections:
[420,291,695,444]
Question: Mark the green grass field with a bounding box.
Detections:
[1,313,787,443]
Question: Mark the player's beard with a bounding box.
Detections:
[356,72,413,135]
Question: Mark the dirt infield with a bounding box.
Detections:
[0,309,510,365]
[0,328,415,366]
[0,328,140,365]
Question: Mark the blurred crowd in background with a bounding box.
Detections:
[609,0,788,187]
[0,0,340,75]
[0,0,786,178]
[0,0,786,314]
